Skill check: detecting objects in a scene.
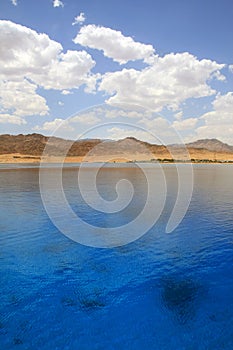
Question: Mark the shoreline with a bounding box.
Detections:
[0,154,233,165]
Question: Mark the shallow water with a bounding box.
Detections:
[0,164,233,349]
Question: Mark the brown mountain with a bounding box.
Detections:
[0,133,233,162]
[0,133,102,156]
[186,139,233,153]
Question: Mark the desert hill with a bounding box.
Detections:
[0,133,233,163]
[186,139,233,153]
[0,133,101,156]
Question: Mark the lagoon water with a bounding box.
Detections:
[0,164,233,349]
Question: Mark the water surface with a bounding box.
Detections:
[0,164,233,349]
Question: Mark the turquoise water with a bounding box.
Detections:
[0,164,233,349]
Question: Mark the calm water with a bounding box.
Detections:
[0,164,233,349]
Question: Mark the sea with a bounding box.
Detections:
[0,164,233,349]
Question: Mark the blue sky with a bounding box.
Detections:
[0,0,233,143]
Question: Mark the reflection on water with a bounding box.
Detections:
[0,164,233,349]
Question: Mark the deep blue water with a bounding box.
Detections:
[0,164,233,349]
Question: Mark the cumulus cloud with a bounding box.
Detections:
[105,120,178,144]
[70,111,101,125]
[34,112,101,134]
[99,52,225,111]
[172,118,198,131]
[11,0,17,6]
[0,21,96,90]
[1,19,229,139]
[0,79,49,117]
[61,90,73,95]
[0,21,62,79]
[53,0,64,8]
[30,50,96,90]
[174,111,183,120]
[69,106,152,123]
[103,109,147,119]
[0,20,96,120]
[106,127,156,143]
[72,13,86,25]
[35,106,151,135]
[193,93,233,143]
[135,115,203,144]
[0,113,26,125]
[34,118,73,132]
[73,24,155,64]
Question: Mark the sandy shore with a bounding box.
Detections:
[0,154,84,164]
[0,154,153,164]
[0,152,233,164]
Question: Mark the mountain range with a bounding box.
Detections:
[0,133,233,162]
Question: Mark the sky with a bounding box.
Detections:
[0,0,233,144]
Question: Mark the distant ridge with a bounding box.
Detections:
[0,134,233,162]
[0,133,233,153]
[186,139,233,153]
[0,133,102,156]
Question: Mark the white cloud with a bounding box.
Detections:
[0,21,62,79]
[194,124,233,145]
[229,65,233,73]
[73,24,155,64]
[193,92,233,143]
[174,111,183,120]
[0,22,95,89]
[70,111,101,125]
[34,118,73,132]
[0,79,49,117]
[212,92,233,113]
[53,0,64,8]
[72,13,86,25]
[106,127,156,143]
[0,113,26,125]
[89,106,150,119]
[11,0,17,6]
[1,19,230,141]
[172,118,197,131]
[99,52,225,111]
[104,109,145,119]
[199,93,233,126]
[137,115,200,144]
[69,106,151,123]
[211,70,226,81]
[0,20,97,121]
[34,111,100,135]
[105,123,178,144]
[58,101,64,106]
[61,90,73,95]
[30,50,96,90]
[139,116,170,130]
[84,73,102,93]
